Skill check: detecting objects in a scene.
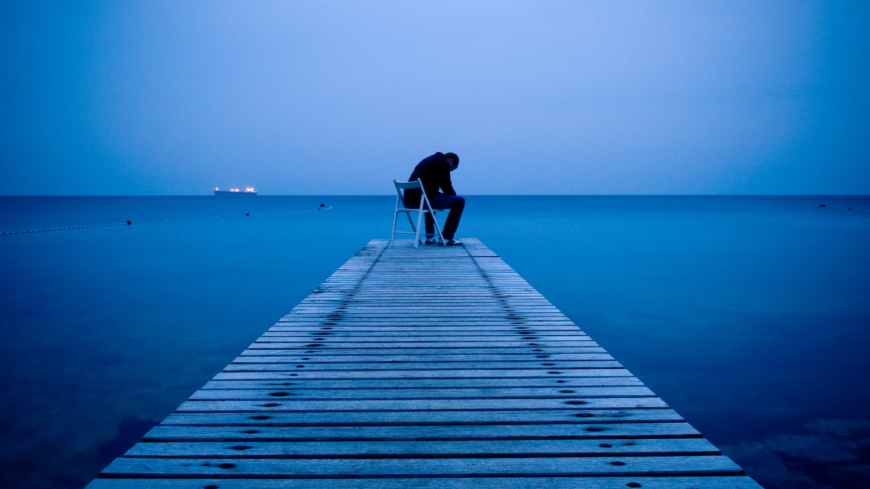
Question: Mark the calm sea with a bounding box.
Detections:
[1,195,868,488]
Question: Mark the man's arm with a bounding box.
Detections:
[440,162,457,196]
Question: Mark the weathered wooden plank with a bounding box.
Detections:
[202,377,643,390]
[288,300,550,303]
[250,341,599,349]
[275,321,578,325]
[279,308,568,312]
[175,397,668,412]
[288,298,553,302]
[289,299,549,301]
[278,314,574,318]
[241,347,607,356]
[290,308,556,311]
[144,422,698,442]
[280,314,571,319]
[255,336,589,344]
[222,361,623,371]
[291,303,559,307]
[290,304,565,306]
[297,294,549,298]
[189,386,655,400]
[287,304,558,306]
[123,438,719,458]
[250,336,585,344]
[235,352,611,362]
[212,369,630,380]
[290,307,560,311]
[291,300,553,304]
[269,326,580,332]
[289,304,560,308]
[262,331,587,338]
[286,308,570,312]
[87,476,763,488]
[233,356,615,364]
[284,307,563,311]
[297,294,546,298]
[293,304,555,308]
[295,299,556,303]
[100,455,743,478]
[160,409,685,426]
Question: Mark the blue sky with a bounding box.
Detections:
[1,1,868,195]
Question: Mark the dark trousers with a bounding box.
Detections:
[406,194,465,240]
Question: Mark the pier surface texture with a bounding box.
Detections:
[89,239,760,488]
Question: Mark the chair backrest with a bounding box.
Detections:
[393,180,422,190]
[393,179,426,209]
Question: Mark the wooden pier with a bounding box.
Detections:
[88,239,760,488]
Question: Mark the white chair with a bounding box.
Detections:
[390,179,445,248]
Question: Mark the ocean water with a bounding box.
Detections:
[1,195,868,488]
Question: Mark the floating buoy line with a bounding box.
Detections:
[0,205,332,236]
[819,204,869,212]
[211,206,332,219]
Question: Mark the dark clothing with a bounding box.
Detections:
[404,152,456,204]
[423,194,464,240]
[403,152,464,240]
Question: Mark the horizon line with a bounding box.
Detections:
[1,194,869,198]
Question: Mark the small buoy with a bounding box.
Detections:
[126,221,131,225]
[246,213,249,216]
[820,204,826,207]
[320,203,325,207]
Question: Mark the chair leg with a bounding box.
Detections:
[405,210,416,233]
[390,197,400,246]
[431,213,446,246]
[423,198,447,245]
[414,210,424,248]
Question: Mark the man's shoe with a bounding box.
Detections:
[445,238,463,246]
[424,237,438,245]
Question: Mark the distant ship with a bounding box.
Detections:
[214,187,258,196]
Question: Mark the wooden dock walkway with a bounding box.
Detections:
[88,238,760,488]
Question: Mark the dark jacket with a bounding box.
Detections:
[404,153,456,205]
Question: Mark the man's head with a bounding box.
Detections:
[445,152,459,171]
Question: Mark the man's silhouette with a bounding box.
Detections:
[404,152,464,246]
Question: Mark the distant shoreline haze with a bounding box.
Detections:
[1,193,869,197]
[3,3,869,195]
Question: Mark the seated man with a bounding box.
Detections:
[404,152,465,246]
